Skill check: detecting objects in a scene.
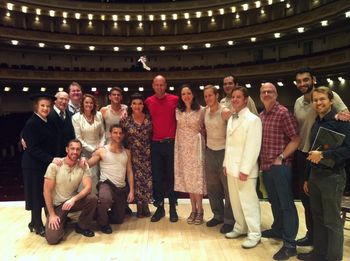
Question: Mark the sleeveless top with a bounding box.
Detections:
[100,145,128,188]
[204,104,227,151]
[104,105,123,142]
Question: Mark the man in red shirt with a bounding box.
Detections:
[259,83,300,260]
[145,75,179,222]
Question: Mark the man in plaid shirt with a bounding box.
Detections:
[259,82,301,261]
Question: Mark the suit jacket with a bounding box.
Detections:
[223,107,262,178]
[21,113,56,172]
[48,108,75,157]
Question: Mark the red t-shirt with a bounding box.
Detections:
[145,93,178,141]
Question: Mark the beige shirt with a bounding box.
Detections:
[294,91,347,152]
[45,161,91,206]
[220,96,259,115]
[204,105,227,151]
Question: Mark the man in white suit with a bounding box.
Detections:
[223,86,262,249]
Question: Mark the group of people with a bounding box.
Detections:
[20,67,350,261]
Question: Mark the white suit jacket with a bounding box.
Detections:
[223,107,262,178]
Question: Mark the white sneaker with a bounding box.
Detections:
[225,231,243,239]
[242,238,261,249]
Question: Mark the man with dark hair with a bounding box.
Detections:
[145,75,179,222]
[220,75,258,115]
[68,81,83,114]
[44,139,97,245]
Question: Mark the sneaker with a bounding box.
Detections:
[220,224,234,234]
[225,231,244,239]
[242,238,261,249]
[151,206,165,222]
[100,225,112,234]
[75,224,95,237]
[206,218,223,227]
[273,246,297,260]
[169,205,178,223]
[261,229,282,239]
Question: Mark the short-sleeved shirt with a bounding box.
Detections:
[294,91,347,152]
[44,161,91,206]
[220,96,259,115]
[145,93,178,141]
[259,102,299,171]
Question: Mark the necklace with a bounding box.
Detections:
[84,114,94,124]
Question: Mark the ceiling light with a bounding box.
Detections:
[182,45,188,50]
[236,13,240,19]
[163,21,167,27]
[338,77,345,83]
[137,46,143,51]
[89,46,95,51]
[91,87,97,92]
[161,14,166,21]
[286,3,291,8]
[22,87,29,92]
[219,8,224,15]
[62,12,67,18]
[64,44,71,50]
[280,0,285,2]
[107,87,112,92]
[184,13,190,19]
[245,83,251,88]
[6,12,10,17]
[101,15,105,20]
[113,22,118,27]
[149,14,154,21]
[169,86,174,91]
[231,6,236,13]
[242,4,249,11]
[4,87,11,92]
[297,27,305,33]
[138,87,144,92]
[199,85,204,90]
[49,10,55,17]
[88,21,92,26]
[326,78,333,84]
[137,15,142,21]
[187,20,191,25]
[75,13,81,19]
[139,22,143,27]
[11,40,18,45]
[35,16,39,22]
[228,40,234,45]
[208,10,213,16]
[211,18,215,23]
[88,14,93,20]
[113,46,119,51]
[274,33,281,38]
[125,15,130,21]
[261,9,265,14]
[36,9,41,15]
[255,1,261,8]
[58,87,64,91]
[196,12,202,18]
[346,11,350,18]
[38,42,45,48]
[123,87,129,92]
[160,46,165,51]
[251,37,256,42]
[277,81,284,86]
[40,87,46,92]
[321,20,328,26]
[7,3,14,10]
[63,19,67,24]
[172,14,177,20]
[112,15,118,21]
[21,6,28,13]
[214,85,219,89]
[205,43,211,48]
[268,0,273,4]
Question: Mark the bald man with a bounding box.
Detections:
[259,83,300,260]
[48,91,75,157]
[144,75,179,223]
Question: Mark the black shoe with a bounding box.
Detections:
[100,225,113,234]
[296,235,313,246]
[273,246,297,260]
[220,224,234,234]
[75,225,95,237]
[151,207,165,222]
[261,229,282,239]
[206,218,223,227]
[125,205,133,215]
[169,205,178,223]
[34,226,45,237]
[297,251,326,261]
[28,222,34,232]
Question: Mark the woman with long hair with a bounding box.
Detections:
[174,84,206,225]
[121,93,153,218]
[72,94,105,193]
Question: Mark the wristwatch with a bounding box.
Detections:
[278,153,284,161]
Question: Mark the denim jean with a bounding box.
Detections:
[262,164,299,248]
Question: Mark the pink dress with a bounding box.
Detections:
[174,108,207,194]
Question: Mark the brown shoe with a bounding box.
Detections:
[187,212,196,224]
[142,203,151,217]
[136,203,144,218]
[194,212,204,225]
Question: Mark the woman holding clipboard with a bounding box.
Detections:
[301,86,350,261]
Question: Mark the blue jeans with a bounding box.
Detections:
[151,140,177,207]
[262,164,299,248]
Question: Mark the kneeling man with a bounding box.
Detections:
[88,124,134,234]
[44,139,97,245]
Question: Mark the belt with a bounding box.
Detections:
[153,138,175,143]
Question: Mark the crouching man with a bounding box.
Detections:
[43,139,97,244]
[88,124,134,234]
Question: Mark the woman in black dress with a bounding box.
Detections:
[21,93,61,236]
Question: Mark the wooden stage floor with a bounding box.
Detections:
[0,201,349,261]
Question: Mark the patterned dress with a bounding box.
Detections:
[174,108,207,194]
[121,114,153,204]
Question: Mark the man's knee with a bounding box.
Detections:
[46,229,64,245]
